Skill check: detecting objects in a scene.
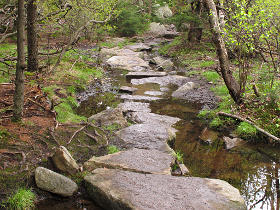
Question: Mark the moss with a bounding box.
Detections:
[236,122,257,139]
[107,145,120,154]
[210,117,224,129]
[54,101,86,123]
[2,188,35,210]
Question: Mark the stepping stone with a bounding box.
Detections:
[131,75,190,86]
[126,43,152,51]
[106,56,150,71]
[129,112,180,127]
[84,148,173,175]
[144,91,164,96]
[119,86,138,94]
[120,94,161,102]
[118,102,151,113]
[126,71,167,80]
[84,168,246,210]
[116,123,176,152]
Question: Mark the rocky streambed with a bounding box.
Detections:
[35,34,280,210]
[78,37,245,209]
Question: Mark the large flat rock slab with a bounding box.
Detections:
[84,168,246,210]
[129,112,180,127]
[131,75,190,87]
[118,102,151,113]
[84,148,173,175]
[125,43,152,52]
[116,123,175,152]
[120,94,161,102]
[126,71,167,80]
[107,56,150,71]
[100,47,144,61]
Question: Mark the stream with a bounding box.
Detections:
[37,39,280,209]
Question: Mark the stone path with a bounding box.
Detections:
[83,37,246,209]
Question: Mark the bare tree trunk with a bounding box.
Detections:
[27,0,38,72]
[203,0,242,104]
[13,0,25,121]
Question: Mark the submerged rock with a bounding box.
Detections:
[52,146,79,175]
[119,86,138,94]
[116,123,176,152]
[120,94,161,102]
[144,91,164,96]
[106,56,149,71]
[131,75,190,87]
[118,102,151,113]
[223,136,246,150]
[35,167,78,197]
[84,148,173,175]
[84,168,246,210]
[126,71,167,80]
[88,107,128,128]
[199,127,219,144]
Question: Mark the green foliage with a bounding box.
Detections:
[2,188,35,210]
[209,117,223,129]
[112,2,149,37]
[0,127,11,142]
[173,151,184,164]
[54,97,86,123]
[107,145,120,154]
[168,11,201,32]
[158,37,182,56]
[103,123,121,132]
[202,71,220,83]
[236,122,257,139]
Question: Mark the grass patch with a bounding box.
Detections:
[200,60,216,68]
[107,145,120,154]
[202,71,220,83]
[235,122,257,139]
[103,123,121,132]
[172,151,184,164]
[209,117,223,129]
[1,188,35,210]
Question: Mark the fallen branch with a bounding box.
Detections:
[84,131,98,142]
[217,112,280,142]
[27,98,48,111]
[67,125,86,145]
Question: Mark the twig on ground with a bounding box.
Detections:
[67,125,86,145]
[84,131,98,142]
[217,112,280,142]
[27,98,48,111]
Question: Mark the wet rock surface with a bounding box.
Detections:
[128,112,180,127]
[116,123,175,152]
[223,136,246,150]
[84,168,246,210]
[118,101,151,113]
[144,90,164,96]
[84,148,173,175]
[126,71,167,80]
[119,86,138,94]
[120,94,162,102]
[172,78,217,109]
[35,167,78,197]
[131,75,190,86]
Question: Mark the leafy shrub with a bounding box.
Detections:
[112,2,149,37]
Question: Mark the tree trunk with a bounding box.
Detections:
[27,0,38,72]
[13,0,25,121]
[203,0,242,104]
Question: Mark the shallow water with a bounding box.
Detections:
[151,99,280,210]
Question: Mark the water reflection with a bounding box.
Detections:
[151,100,280,210]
